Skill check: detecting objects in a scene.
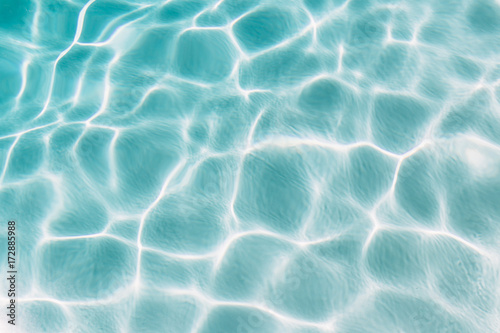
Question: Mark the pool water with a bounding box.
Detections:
[1,0,500,332]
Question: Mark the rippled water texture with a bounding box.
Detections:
[1,0,500,332]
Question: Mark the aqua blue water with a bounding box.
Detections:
[1,0,500,332]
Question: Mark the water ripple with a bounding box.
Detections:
[1,0,500,332]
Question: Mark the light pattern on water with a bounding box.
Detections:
[1,0,500,332]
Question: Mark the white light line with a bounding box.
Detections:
[35,0,96,119]
[134,160,187,286]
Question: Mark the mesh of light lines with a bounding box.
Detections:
[1,0,500,332]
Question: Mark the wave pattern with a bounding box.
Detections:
[1,0,500,332]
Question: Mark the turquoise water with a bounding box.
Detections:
[1,0,500,332]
